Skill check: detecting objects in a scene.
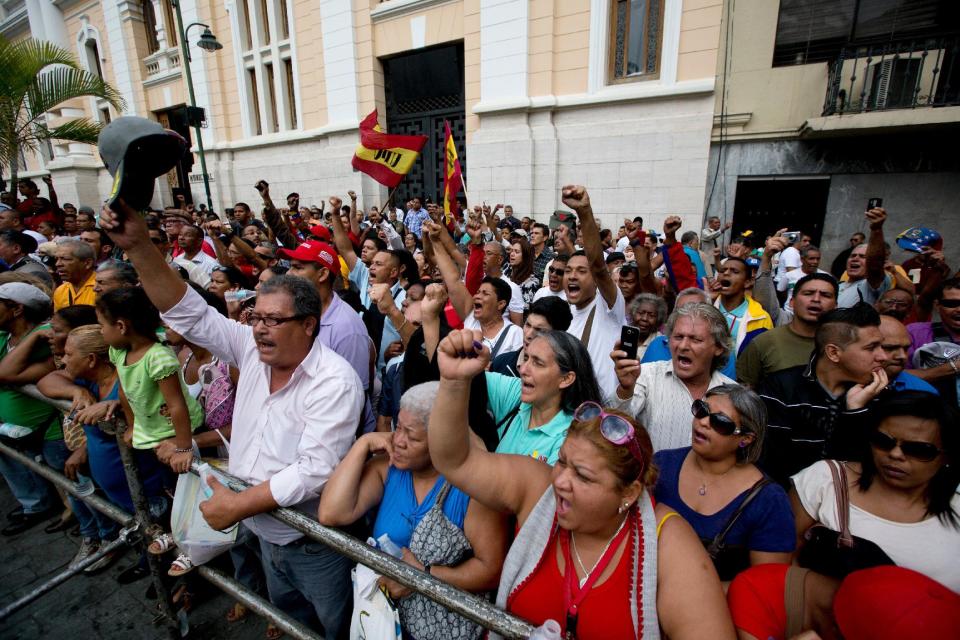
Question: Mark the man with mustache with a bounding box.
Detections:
[98,199,363,636]
[737,273,838,387]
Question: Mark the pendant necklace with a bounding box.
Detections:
[693,456,734,496]
[570,514,628,588]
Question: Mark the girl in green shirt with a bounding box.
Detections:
[96,287,203,474]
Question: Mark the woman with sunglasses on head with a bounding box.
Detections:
[652,385,794,583]
[429,329,735,640]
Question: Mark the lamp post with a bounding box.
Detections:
[170,0,222,211]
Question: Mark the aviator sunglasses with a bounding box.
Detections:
[869,430,944,462]
[691,399,744,436]
[573,402,645,464]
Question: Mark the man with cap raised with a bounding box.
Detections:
[279,239,374,433]
[52,239,97,310]
[0,230,51,286]
[99,198,362,636]
[0,282,62,536]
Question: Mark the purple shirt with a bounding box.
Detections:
[319,293,374,432]
[907,321,959,361]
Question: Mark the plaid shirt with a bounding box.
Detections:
[403,208,430,238]
[532,247,555,281]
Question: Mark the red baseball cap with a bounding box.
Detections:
[833,566,960,639]
[277,240,339,271]
[308,225,331,241]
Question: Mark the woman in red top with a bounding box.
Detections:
[429,329,735,639]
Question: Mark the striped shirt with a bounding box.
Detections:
[607,360,733,452]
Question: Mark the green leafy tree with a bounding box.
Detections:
[0,36,124,188]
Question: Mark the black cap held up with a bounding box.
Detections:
[98,116,188,210]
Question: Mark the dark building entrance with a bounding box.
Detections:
[382,42,466,206]
[731,176,831,247]
[156,106,196,204]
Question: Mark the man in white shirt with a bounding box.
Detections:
[99,200,363,636]
[778,244,829,308]
[561,186,626,399]
[172,224,220,283]
[774,233,803,287]
[609,302,734,451]
[701,216,732,277]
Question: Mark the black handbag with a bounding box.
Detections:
[796,460,895,579]
[702,477,770,581]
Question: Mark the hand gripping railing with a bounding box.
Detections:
[0,385,535,639]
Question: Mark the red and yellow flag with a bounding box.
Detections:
[442,120,463,224]
[351,110,427,188]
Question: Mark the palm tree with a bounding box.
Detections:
[0,36,124,188]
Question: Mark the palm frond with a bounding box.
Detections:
[26,67,125,121]
[34,118,104,146]
[0,37,81,103]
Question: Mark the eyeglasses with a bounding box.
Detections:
[573,402,645,465]
[691,399,743,436]
[869,430,943,462]
[244,313,305,328]
[938,299,960,309]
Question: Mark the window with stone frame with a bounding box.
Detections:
[609,0,665,82]
[234,0,299,136]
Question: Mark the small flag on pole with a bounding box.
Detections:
[351,110,427,188]
[442,120,463,224]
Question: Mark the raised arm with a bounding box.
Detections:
[562,185,618,306]
[328,195,359,271]
[754,232,789,325]
[428,221,473,321]
[100,199,187,312]
[347,191,361,238]
[864,207,887,289]
[256,181,299,249]
[428,329,552,525]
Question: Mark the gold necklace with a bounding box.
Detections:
[693,455,735,496]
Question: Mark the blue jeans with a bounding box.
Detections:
[258,535,352,636]
[42,439,119,540]
[230,523,266,597]
[0,446,52,514]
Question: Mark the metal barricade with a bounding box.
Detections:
[0,385,535,639]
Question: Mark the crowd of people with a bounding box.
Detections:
[0,173,957,640]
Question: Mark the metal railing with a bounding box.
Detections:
[823,34,960,115]
[0,385,535,639]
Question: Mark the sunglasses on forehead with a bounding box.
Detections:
[573,402,645,465]
[869,430,943,462]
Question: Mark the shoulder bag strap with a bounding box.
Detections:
[706,478,771,557]
[580,305,598,349]
[826,460,855,548]
[489,324,512,361]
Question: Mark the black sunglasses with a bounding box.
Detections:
[548,267,565,276]
[869,430,943,462]
[691,399,743,436]
[938,299,960,309]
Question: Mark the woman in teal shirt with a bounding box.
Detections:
[485,330,601,463]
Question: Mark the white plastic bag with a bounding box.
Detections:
[169,470,237,565]
[349,564,402,640]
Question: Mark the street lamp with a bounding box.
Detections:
[171,0,221,211]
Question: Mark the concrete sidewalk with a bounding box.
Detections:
[0,485,273,640]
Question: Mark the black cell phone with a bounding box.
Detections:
[867,197,883,210]
[620,326,641,361]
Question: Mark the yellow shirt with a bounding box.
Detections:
[53,272,97,311]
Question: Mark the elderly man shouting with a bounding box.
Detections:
[100,199,363,636]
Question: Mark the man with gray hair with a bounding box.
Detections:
[53,239,96,310]
[640,288,737,379]
[94,259,139,297]
[609,302,735,451]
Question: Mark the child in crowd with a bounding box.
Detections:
[95,287,203,473]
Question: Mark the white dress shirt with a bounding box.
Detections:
[607,360,734,452]
[161,287,363,544]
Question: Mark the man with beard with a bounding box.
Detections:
[757,303,889,485]
[737,273,838,387]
